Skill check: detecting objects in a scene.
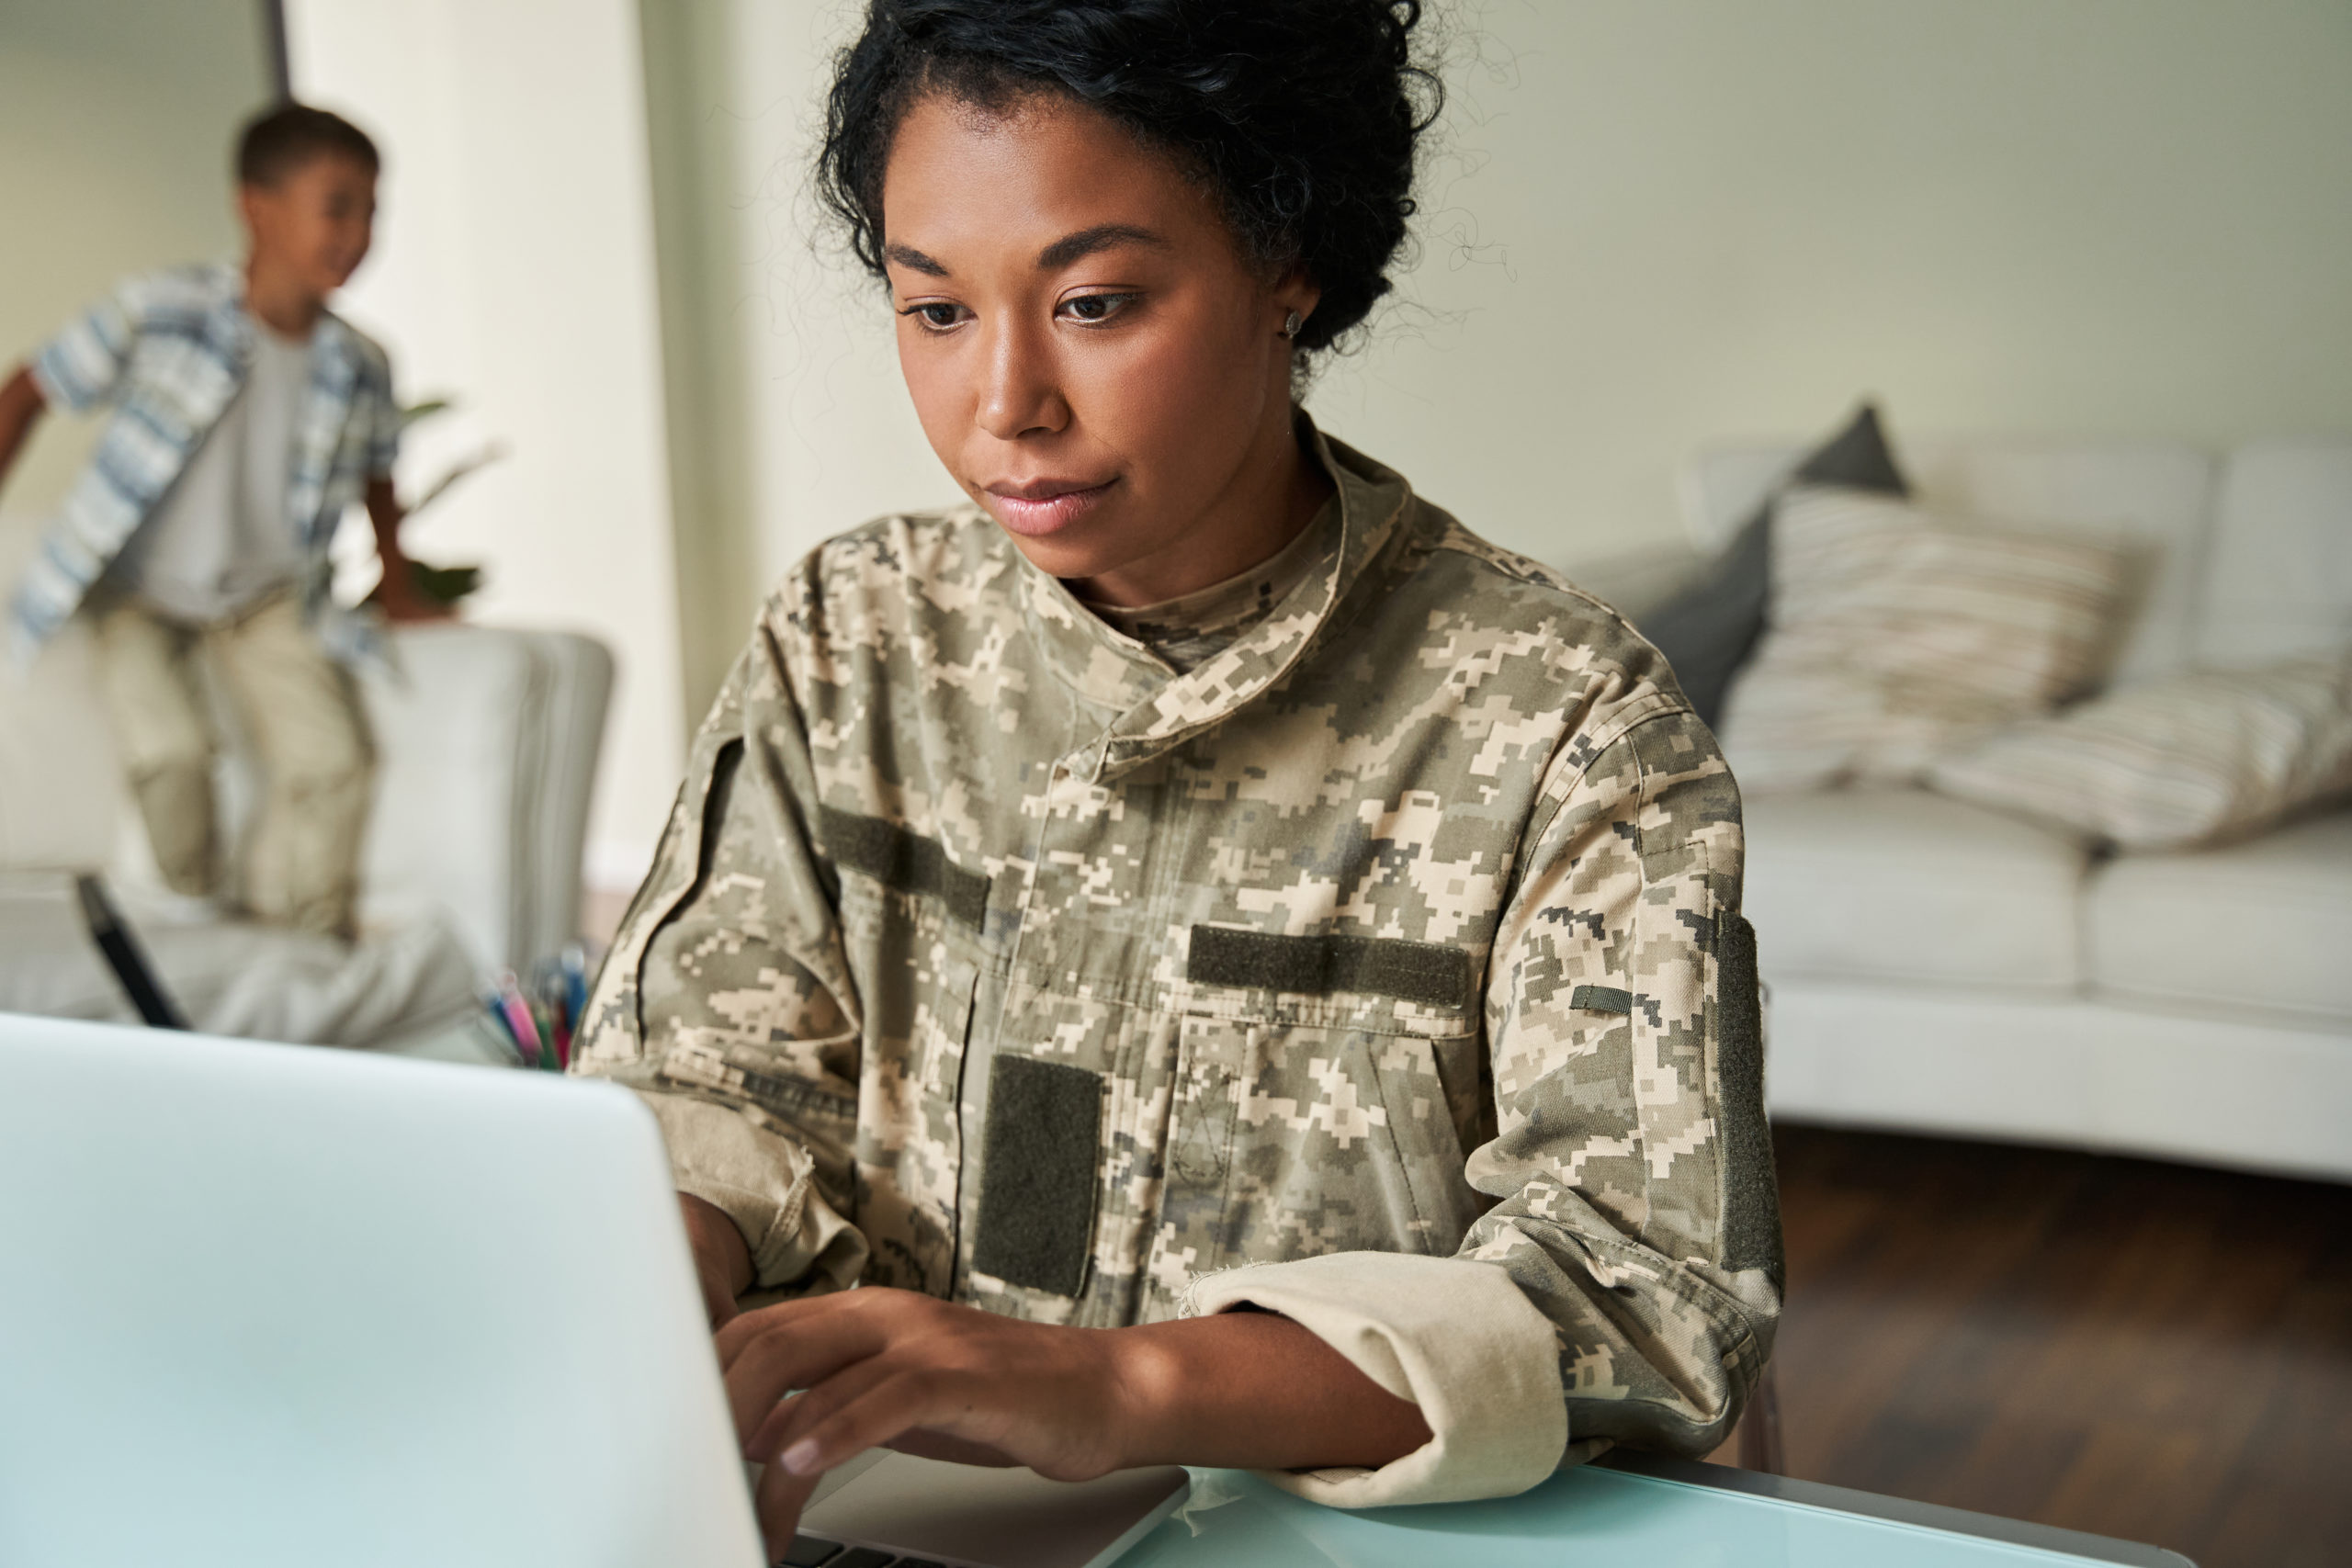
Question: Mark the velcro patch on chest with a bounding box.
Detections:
[818,806,989,930]
[971,1055,1104,1298]
[1186,925,1471,1010]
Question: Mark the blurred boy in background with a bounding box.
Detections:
[0,103,433,941]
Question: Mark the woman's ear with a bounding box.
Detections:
[1273,265,1322,340]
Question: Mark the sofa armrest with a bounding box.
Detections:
[0,622,129,873]
[357,625,613,971]
[505,628,616,966]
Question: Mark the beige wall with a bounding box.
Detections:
[1311,0,2352,563]
[0,0,273,511]
[639,0,962,716]
[11,3,2348,888]
[17,2,2346,881]
[646,0,2352,724]
[286,0,687,889]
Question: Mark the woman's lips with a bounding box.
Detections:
[982,478,1116,537]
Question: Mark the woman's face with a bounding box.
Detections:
[881,93,1320,605]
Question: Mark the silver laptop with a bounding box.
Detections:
[0,1014,1186,1568]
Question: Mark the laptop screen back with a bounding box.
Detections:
[0,1015,765,1568]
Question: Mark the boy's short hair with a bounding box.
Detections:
[236,102,379,188]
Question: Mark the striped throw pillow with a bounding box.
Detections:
[1718,486,2132,792]
[1928,653,2352,850]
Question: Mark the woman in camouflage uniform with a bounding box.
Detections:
[574,0,1779,1550]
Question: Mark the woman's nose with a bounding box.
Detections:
[975,316,1069,442]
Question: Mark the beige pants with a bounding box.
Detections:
[90,591,376,940]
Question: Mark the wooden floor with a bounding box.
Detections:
[1747,1125,2352,1568]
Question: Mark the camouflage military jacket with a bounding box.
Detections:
[575,427,1781,1508]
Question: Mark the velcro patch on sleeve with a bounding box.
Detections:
[1186,925,1471,1010]
[1713,913,1782,1280]
[1569,984,1634,1014]
[970,1055,1103,1298]
[818,805,989,930]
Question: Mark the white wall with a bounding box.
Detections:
[285,0,685,892]
[645,0,2352,712]
[0,0,272,512]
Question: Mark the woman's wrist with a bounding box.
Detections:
[1100,1318,1188,1472]
[1098,1310,1430,1474]
[678,1191,755,1315]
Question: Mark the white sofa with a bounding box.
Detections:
[1590,437,2352,1183]
[0,570,613,1052]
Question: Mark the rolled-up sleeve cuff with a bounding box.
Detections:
[28,340,96,413]
[635,1091,866,1292]
[29,298,130,414]
[1183,1251,1567,1508]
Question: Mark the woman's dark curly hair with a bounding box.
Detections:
[816,0,1441,354]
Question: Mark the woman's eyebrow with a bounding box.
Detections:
[1037,223,1168,270]
[884,243,950,276]
[884,225,1167,278]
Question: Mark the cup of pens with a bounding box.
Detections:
[481,946,591,1071]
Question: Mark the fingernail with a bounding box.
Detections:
[780,1438,820,1475]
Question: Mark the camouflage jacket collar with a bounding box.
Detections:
[1016,416,1416,784]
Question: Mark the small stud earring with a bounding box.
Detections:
[1281,310,1303,340]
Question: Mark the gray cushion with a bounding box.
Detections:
[1639,402,1908,728]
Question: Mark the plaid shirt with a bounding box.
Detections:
[10,262,400,667]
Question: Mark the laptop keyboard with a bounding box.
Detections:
[777,1535,944,1568]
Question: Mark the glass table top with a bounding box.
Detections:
[1120,1455,2191,1568]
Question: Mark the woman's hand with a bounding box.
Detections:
[722,1288,1136,1478]
[717,1288,1432,1555]
[722,1291,1132,1553]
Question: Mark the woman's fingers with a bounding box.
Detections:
[714,1292,831,1371]
[752,1456,825,1560]
[722,1308,886,1446]
[721,1291,1125,1485]
[719,1290,948,1448]
[714,1285,908,1371]
[743,1350,903,1466]
[775,1369,966,1479]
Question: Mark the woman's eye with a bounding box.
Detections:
[899,301,967,331]
[1058,293,1134,324]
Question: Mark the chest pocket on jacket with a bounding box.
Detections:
[1148,927,1489,1286]
[820,807,989,1294]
